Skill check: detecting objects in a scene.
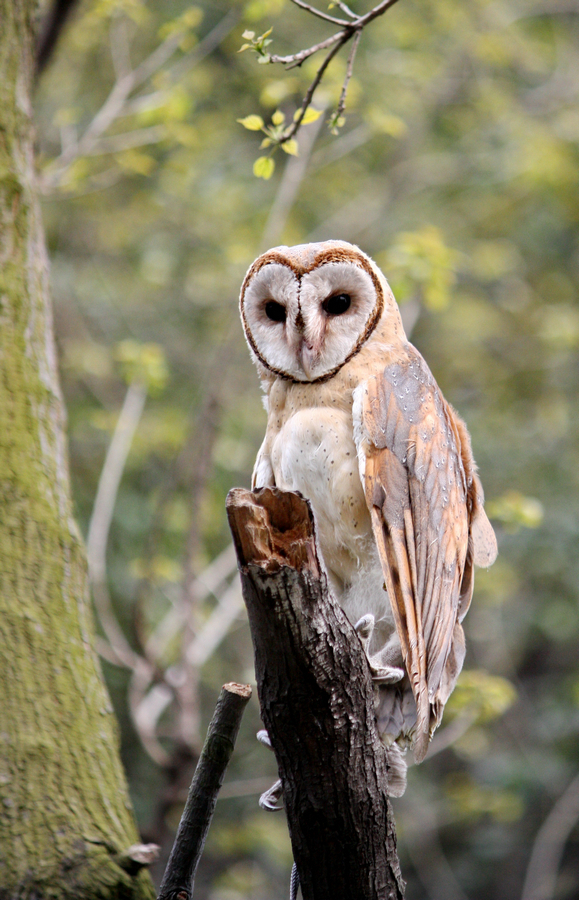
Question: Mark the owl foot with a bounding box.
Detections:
[257,729,284,811]
[384,742,407,798]
[355,614,405,685]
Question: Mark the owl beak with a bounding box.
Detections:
[300,341,320,379]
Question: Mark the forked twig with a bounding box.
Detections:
[247,0,403,149]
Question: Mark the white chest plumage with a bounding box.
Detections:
[254,376,394,636]
[270,401,368,579]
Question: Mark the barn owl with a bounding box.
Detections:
[240,240,497,793]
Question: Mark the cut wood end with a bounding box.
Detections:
[223,682,252,700]
[226,487,321,575]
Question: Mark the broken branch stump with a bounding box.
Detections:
[226,487,404,900]
[157,682,252,900]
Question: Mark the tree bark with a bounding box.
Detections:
[226,487,405,900]
[0,3,154,897]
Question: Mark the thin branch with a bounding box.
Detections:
[85,125,166,156]
[283,38,344,141]
[335,0,358,18]
[521,771,579,900]
[185,580,244,669]
[133,682,174,767]
[157,683,252,900]
[288,0,350,26]
[40,12,237,193]
[129,658,169,766]
[87,381,147,670]
[336,29,362,119]
[263,0,403,148]
[402,794,470,900]
[269,30,347,67]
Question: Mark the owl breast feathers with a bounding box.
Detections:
[240,239,497,769]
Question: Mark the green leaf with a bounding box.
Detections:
[253,156,275,179]
[271,109,285,126]
[281,139,298,155]
[237,115,265,131]
[294,106,322,124]
[260,137,272,149]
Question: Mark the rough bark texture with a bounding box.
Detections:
[0,3,154,898]
[226,487,405,900]
[158,683,252,900]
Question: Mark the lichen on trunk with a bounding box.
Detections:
[0,2,154,898]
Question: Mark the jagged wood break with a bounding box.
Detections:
[226,486,405,900]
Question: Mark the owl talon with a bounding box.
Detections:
[370,663,405,685]
[355,613,375,646]
[257,729,272,749]
[355,614,404,685]
[259,778,284,811]
[257,730,284,811]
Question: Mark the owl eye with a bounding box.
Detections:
[264,300,287,323]
[323,293,351,316]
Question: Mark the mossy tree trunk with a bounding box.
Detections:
[0,3,155,898]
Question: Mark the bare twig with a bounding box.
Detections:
[285,39,343,141]
[144,543,238,665]
[521,771,579,900]
[84,126,166,156]
[259,0,403,149]
[185,580,244,669]
[288,0,350,26]
[335,0,358,18]
[87,381,147,669]
[336,29,362,120]
[269,31,347,68]
[40,11,238,193]
[401,792,470,900]
[157,683,252,900]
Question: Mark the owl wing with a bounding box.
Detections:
[354,347,496,762]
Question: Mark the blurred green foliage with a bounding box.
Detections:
[35,0,579,897]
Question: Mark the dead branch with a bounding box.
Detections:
[226,486,405,900]
[157,682,252,900]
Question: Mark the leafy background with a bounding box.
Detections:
[35,0,579,897]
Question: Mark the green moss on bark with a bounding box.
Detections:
[0,3,155,898]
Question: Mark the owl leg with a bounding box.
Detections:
[256,729,284,811]
[355,614,405,684]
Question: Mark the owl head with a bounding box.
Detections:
[240,240,404,383]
